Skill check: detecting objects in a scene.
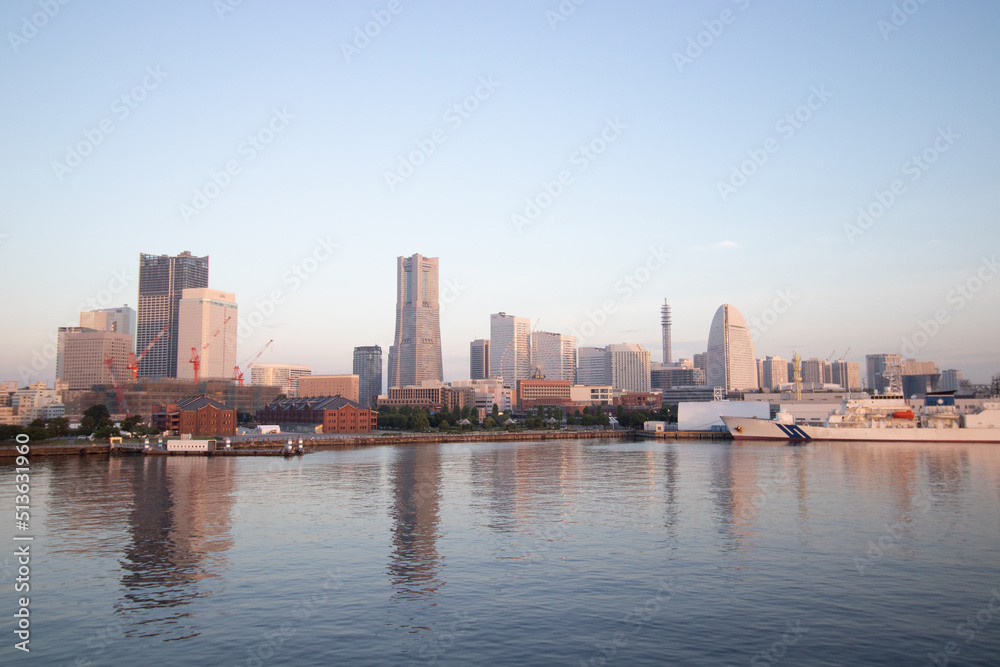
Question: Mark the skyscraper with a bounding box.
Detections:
[176,288,237,381]
[661,298,672,364]
[606,343,651,392]
[529,331,577,382]
[353,346,383,408]
[470,339,490,380]
[866,353,902,394]
[706,304,758,392]
[577,346,609,385]
[490,312,531,386]
[137,251,209,378]
[79,307,136,348]
[389,253,443,387]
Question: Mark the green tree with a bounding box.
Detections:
[629,411,650,429]
[83,404,111,424]
[438,419,450,431]
[47,417,70,438]
[393,414,408,429]
[492,403,499,419]
[411,412,430,430]
[483,416,496,429]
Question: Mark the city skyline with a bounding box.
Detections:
[2,3,998,384]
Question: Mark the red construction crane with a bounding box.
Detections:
[233,339,273,386]
[189,347,201,383]
[127,324,170,381]
[104,355,129,415]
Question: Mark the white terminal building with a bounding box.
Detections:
[250,364,312,398]
[176,288,238,381]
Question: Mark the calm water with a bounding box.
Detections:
[2,438,999,666]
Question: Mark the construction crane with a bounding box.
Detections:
[127,324,170,381]
[234,339,273,386]
[189,347,201,383]
[204,316,232,350]
[104,355,129,415]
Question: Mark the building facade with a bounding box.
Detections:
[376,384,474,412]
[250,363,312,398]
[353,346,383,409]
[529,331,576,382]
[516,379,573,410]
[866,353,903,394]
[706,304,758,392]
[137,251,209,379]
[79,307,136,347]
[176,288,237,381]
[153,395,236,436]
[257,396,377,434]
[577,346,609,386]
[760,356,789,392]
[297,375,360,402]
[830,361,862,391]
[490,312,531,386]
[606,343,651,393]
[470,339,490,380]
[56,328,133,391]
[389,253,443,387]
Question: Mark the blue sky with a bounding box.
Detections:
[2,0,998,385]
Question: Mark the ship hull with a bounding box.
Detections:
[721,416,1000,443]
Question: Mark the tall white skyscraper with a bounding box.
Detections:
[176,288,237,381]
[606,343,651,393]
[706,304,758,392]
[577,346,609,385]
[530,331,577,382]
[490,312,531,387]
[390,253,443,387]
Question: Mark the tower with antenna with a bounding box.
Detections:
[661,298,672,364]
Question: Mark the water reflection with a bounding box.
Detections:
[388,444,444,600]
[117,457,236,636]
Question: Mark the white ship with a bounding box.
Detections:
[722,395,1000,443]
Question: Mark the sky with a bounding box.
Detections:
[2,0,998,386]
